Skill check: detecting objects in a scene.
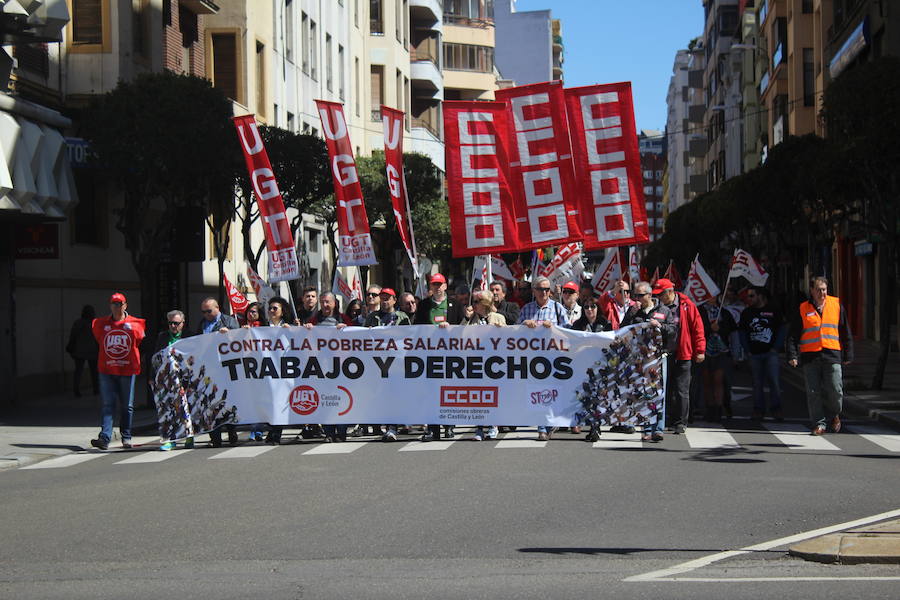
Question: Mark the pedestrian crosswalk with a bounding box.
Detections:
[14,423,900,470]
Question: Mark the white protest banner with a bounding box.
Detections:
[591,248,622,294]
[540,242,583,287]
[627,246,641,283]
[728,248,769,286]
[473,255,515,282]
[684,255,720,306]
[151,324,664,439]
[246,265,276,306]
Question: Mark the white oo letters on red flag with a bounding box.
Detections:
[728,248,769,286]
[316,100,377,266]
[684,256,721,306]
[591,248,623,294]
[564,83,649,249]
[444,101,520,257]
[223,273,249,320]
[539,243,583,287]
[381,106,418,273]
[233,115,300,282]
[495,81,583,249]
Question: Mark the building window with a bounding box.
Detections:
[256,41,266,117]
[371,0,383,34]
[309,19,317,80]
[13,44,49,77]
[287,111,295,131]
[338,44,345,100]
[802,47,815,106]
[404,76,410,130]
[211,32,240,102]
[444,0,495,25]
[371,65,384,121]
[179,4,199,74]
[355,0,359,28]
[443,42,494,72]
[71,170,108,247]
[802,0,813,14]
[72,0,103,45]
[395,0,402,42]
[301,12,309,74]
[396,68,402,114]
[285,0,294,62]
[325,33,333,91]
[132,0,150,59]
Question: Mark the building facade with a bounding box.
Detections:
[493,0,561,85]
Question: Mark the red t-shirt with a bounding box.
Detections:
[92,314,146,375]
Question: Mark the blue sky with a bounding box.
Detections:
[513,0,704,132]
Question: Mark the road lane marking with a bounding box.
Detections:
[624,507,900,582]
[763,422,841,451]
[850,425,900,452]
[21,453,104,469]
[398,441,455,451]
[495,432,547,448]
[114,450,192,464]
[302,442,366,455]
[208,446,278,459]
[592,430,643,450]
[685,427,741,449]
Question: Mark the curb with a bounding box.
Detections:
[789,520,900,565]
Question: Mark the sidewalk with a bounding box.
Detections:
[789,519,900,564]
[0,392,160,470]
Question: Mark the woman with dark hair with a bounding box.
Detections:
[569,300,612,333]
[266,296,296,327]
[242,302,268,441]
[343,298,363,325]
[264,296,295,444]
[67,304,99,397]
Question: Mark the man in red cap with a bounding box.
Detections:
[414,273,458,441]
[653,277,705,434]
[560,281,582,324]
[90,293,146,450]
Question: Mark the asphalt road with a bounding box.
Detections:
[2,370,899,599]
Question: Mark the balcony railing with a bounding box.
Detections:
[443,14,493,28]
[411,47,438,64]
[412,117,440,139]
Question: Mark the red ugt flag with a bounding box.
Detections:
[233,115,300,282]
[381,106,418,273]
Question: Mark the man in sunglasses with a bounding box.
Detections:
[597,280,636,330]
[195,298,239,446]
[518,276,569,441]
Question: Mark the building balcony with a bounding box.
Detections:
[410,121,444,172]
[411,0,443,31]
[410,59,443,97]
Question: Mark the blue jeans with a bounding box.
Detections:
[98,373,135,443]
[750,351,782,412]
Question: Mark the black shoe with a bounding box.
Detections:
[586,430,600,442]
[90,438,108,450]
[264,434,280,445]
[228,431,239,446]
[443,426,455,439]
[419,432,435,442]
[673,424,685,434]
[323,435,336,443]
[210,439,223,448]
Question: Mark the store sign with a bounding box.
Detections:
[15,223,59,259]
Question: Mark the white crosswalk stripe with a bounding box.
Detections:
[302,441,367,455]
[115,449,192,464]
[209,445,278,459]
[763,422,841,451]
[21,453,104,469]
[14,424,900,470]
[685,427,741,449]
[850,425,900,453]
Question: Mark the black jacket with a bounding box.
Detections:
[194,312,239,336]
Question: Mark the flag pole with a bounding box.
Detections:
[717,249,737,313]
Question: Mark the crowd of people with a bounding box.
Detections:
[86,270,854,451]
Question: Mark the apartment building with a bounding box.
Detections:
[409,0,443,170]
[442,0,498,101]
[493,0,561,85]
[638,130,665,242]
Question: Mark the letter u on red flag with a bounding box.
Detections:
[316,100,377,266]
[232,115,300,282]
[443,101,521,257]
[564,82,649,249]
[495,81,583,249]
[381,106,418,273]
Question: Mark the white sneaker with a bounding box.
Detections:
[382,430,398,442]
[486,426,499,439]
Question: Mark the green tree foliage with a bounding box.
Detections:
[84,72,242,327]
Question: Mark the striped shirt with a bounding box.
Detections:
[517,299,568,326]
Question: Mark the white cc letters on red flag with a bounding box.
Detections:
[233,115,300,282]
[495,81,583,249]
[381,106,418,273]
[316,100,377,266]
[443,101,520,257]
[564,83,649,249]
